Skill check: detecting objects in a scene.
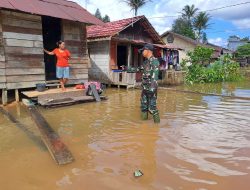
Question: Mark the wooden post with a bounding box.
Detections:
[15,89,19,102]
[2,89,7,106]
[128,44,132,68]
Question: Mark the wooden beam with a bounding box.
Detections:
[15,89,19,102]
[1,89,7,105]
[22,99,74,165]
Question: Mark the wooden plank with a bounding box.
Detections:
[5,47,43,55]
[6,59,44,68]
[0,55,5,62]
[69,58,88,64]
[22,99,74,165]
[0,83,6,89]
[6,75,45,83]
[5,38,34,48]
[70,74,88,80]
[22,87,83,98]
[6,68,44,75]
[6,53,44,60]
[0,106,46,149]
[2,25,42,35]
[70,69,88,74]
[2,17,42,30]
[3,32,43,41]
[1,10,41,22]
[7,80,45,89]
[0,61,5,69]
[70,64,88,69]
[0,69,5,76]
[0,76,6,83]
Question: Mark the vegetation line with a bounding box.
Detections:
[159,87,250,101]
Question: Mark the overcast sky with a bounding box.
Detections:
[72,0,250,47]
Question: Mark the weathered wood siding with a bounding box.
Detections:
[62,20,89,84]
[88,40,111,83]
[0,11,6,89]
[1,10,45,89]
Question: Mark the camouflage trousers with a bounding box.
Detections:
[140,89,159,116]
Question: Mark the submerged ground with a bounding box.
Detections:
[0,80,250,190]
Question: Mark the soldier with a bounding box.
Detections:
[139,44,160,123]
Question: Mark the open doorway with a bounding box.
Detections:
[117,45,127,69]
[42,16,61,81]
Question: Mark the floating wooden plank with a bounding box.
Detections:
[0,106,46,150]
[89,84,101,102]
[22,99,74,165]
[40,96,107,108]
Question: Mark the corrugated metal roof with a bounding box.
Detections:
[0,0,104,25]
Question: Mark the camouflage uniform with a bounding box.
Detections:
[140,56,160,123]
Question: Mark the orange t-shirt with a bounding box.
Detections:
[52,48,71,67]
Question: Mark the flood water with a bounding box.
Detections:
[1,80,250,190]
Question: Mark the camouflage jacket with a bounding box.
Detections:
[140,56,159,92]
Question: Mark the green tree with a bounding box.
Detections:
[103,15,110,23]
[202,33,208,44]
[94,8,102,20]
[193,12,210,40]
[172,17,196,40]
[122,0,151,16]
[236,43,250,58]
[187,46,214,66]
[182,4,199,26]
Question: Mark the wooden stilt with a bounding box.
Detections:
[2,89,7,106]
[15,89,20,102]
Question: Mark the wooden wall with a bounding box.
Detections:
[1,10,45,89]
[62,20,89,84]
[0,11,6,89]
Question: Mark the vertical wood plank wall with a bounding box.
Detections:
[1,10,45,90]
[62,20,89,84]
[0,11,6,89]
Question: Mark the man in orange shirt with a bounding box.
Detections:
[44,41,71,91]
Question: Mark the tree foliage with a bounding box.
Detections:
[172,4,210,42]
[122,0,151,16]
[183,47,243,84]
[236,43,250,58]
[94,9,111,23]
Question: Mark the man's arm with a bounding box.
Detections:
[151,59,160,81]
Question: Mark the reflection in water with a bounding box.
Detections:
[0,82,250,190]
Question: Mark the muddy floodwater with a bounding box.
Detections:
[1,80,250,190]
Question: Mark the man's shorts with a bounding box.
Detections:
[56,67,69,79]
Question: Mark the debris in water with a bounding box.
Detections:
[134,170,143,177]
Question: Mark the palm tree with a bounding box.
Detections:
[182,4,199,23]
[122,0,151,16]
[193,12,210,41]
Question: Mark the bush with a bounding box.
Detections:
[187,46,214,66]
[235,43,250,58]
[185,55,243,84]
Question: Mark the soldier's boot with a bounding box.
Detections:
[141,112,148,120]
[153,113,160,123]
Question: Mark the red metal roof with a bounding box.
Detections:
[87,16,164,44]
[0,0,104,25]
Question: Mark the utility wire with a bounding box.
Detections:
[147,1,250,19]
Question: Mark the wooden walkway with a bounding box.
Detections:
[22,88,83,98]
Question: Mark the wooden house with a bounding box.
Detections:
[0,0,103,104]
[87,16,165,87]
